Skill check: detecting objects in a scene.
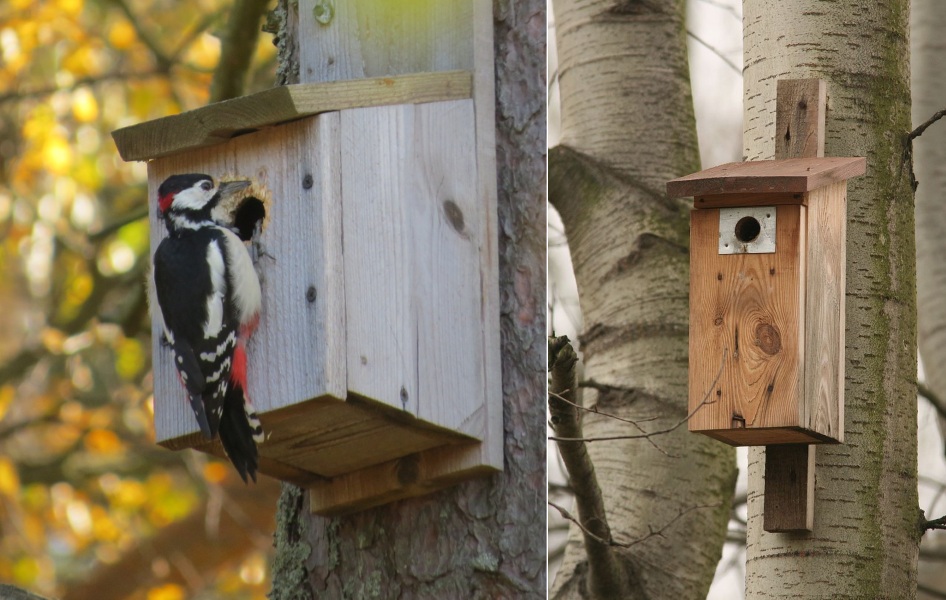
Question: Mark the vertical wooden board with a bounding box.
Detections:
[149,115,346,442]
[803,183,846,442]
[763,444,815,532]
[340,101,487,437]
[340,104,416,417]
[299,0,473,84]
[775,79,826,160]
[471,0,503,470]
[689,205,806,434]
[411,100,487,435]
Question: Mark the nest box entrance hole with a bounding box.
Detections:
[734,215,761,243]
[213,179,271,243]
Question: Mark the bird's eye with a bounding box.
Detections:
[201,181,213,191]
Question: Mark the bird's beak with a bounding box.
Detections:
[218,180,252,199]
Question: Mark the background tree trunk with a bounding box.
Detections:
[548,0,736,597]
[912,3,946,595]
[742,1,919,597]
[914,5,946,414]
[267,1,547,598]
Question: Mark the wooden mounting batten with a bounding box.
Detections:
[763,78,828,533]
[111,70,472,161]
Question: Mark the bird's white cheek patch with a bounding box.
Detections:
[204,240,226,338]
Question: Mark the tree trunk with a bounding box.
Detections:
[266,1,547,598]
[548,0,736,597]
[742,1,919,597]
[912,3,946,595]
[914,5,946,411]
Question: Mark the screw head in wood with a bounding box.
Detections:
[302,174,314,190]
[306,286,317,303]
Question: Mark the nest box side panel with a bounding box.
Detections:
[803,181,846,442]
[339,100,488,439]
[299,0,473,83]
[148,115,347,445]
[689,204,807,444]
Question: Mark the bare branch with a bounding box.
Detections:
[549,349,727,443]
[549,500,720,549]
[919,381,946,420]
[0,70,166,104]
[908,108,946,142]
[687,30,741,74]
[210,0,272,102]
[548,336,636,597]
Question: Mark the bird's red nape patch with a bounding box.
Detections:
[159,193,175,214]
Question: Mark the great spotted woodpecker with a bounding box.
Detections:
[152,173,264,483]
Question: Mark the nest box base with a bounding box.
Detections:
[159,394,495,514]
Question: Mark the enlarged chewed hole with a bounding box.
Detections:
[734,216,762,243]
[232,197,266,242]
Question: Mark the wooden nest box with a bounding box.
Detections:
[111,0,501,515]
[667,157,865,447]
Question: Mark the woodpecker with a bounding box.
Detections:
[151,173,264,483]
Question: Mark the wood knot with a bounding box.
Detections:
[754,322,781,355]
[443,199,465,233]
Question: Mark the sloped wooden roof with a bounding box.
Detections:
[666,157,866,198]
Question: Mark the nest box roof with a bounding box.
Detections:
[666,157,866,199]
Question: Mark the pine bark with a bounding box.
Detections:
[548,0,736,597]
[267,1,547,598]
[742,1,919,597]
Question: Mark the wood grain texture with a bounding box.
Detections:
[694,192,804,209]
[340,100,489,438]
[666,156,865,198]
[763,444,815,532]
[149,113,486,485]
[471,0,503,472]
[689,205,807,443]
[298,0,473,83]
[762,78,829,535]
[803,181,846,441]
[775,79,826,160]
[149,115,347,443]
[113,71,472,161]
[308,442,494,515]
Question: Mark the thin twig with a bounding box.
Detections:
[687,30,741,74]
[548,500,719,549]
[549,389,669,455]
[908,108,946,141]
[549,349,727,443]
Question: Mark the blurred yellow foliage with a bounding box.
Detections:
[0,0,277,597]
[0,457,20,496]
[84,428,123,454]
[146,583,185,600]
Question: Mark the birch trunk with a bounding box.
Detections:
[549,0,736,597]
[267,1,547,597]
[912,3,946,593]
[742,1,919,597]
[914,4,946,414]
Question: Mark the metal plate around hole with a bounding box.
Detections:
[718,206,776,254]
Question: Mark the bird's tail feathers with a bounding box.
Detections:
[217,385,261,483]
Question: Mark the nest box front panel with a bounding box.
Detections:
[689,204,810,445]
[340,100,490,440]
[148,114,466,481]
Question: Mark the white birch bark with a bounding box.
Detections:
[549,0,736,597]
[912,3,946,593]
[914,6,946,412]
[742,1,918,597]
